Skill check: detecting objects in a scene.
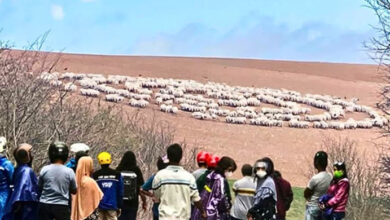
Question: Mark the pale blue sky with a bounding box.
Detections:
[0,0,379,63]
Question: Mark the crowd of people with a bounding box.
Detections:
[0,137,350,220]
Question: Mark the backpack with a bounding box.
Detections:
[121,171,138,201]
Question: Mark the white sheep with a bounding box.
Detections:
[129,99,149,108]
[80,89,100,97]
[63,82,77,92]
[288,120,310,128]
[160,104,178,114]
[225,116,246,124]
[105,94,124,103]
[313,121,329,129]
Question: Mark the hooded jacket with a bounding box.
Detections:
[0,155,14,219]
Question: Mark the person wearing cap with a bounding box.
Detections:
[37,142,77,220]
[0,137,14,220]
[247,157,277,220]
[319,162,349,220]
[65,143,90,172]
[304,151,332,220]
[192,156,237,219]
[93,152,124,220]
[192,151,210,180]
[4,143,39,220]
[196,154,220,193]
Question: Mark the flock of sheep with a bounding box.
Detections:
[39,72,388,130]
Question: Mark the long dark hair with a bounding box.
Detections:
[214,156,237,175]
[116,151,138,172]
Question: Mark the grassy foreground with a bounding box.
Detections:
[228,180,305,220]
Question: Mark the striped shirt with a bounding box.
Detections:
[230,176,257,219]
[152,165,200,220]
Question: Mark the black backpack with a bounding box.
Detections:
[121,171,138,201]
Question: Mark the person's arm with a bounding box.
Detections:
[136,168,147,211]
[285,181,294,211]
[194,200,207,219]
[37,169,44,195]
[326,181,349,207]
[304,177,316,201]
[117,174,124,209]
[69,171,77,195]
[151,174,161,199]
[304,188,314,201]
[5,161,14,184]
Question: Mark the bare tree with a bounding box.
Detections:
[365,0,390,216]
[0,38,196,173]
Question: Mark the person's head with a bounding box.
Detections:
[241,164,253,177]
[70,143,90,157]
[314,151,328,171]
[116,151,137,171]
[0,137,6,153]
[48,141,69,164]
[206,155,220,170]
[333,161,347,180]
[253,157,274,179]
[97,152,112,168]
[215,156,237,177]
[75,151,88,167]
[14,143,33,166]
[167,143,182,164]
[157,155,169,170]
[196,151,210,168]
[76,156,94,178]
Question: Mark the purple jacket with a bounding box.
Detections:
[326,178,349,212]
[192,171,230,220]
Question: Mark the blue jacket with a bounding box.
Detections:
[93,166,124,210]
[4,164,39,220]
[0,155,14,219]
[65,158,76,170]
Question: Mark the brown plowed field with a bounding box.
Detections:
[52,53,386,186]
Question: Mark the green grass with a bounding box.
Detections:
[228,180,305,220]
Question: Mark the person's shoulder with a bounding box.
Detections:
[62,165,74,173]
[39,164,51,174]
[3,159,13,166]
[179,168,195,179]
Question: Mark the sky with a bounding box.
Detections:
[0,0,380,63]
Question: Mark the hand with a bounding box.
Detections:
[201,210,207,220]
[319,203,326,210]
[247,213,253,220]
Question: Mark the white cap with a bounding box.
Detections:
[70,143,90,153]
[0,137,6,153]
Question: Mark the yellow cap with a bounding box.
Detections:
[97,152,112,165]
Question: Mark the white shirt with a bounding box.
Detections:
[230,176,257,219]
[152,165,200,220]
[307,171,332,206]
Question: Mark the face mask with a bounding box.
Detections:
[225,171,233,177]
[333,170,344,179]
[256,170,267,178]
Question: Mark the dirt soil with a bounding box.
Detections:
[52,53,388,186]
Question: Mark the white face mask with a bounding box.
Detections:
[256,170,267,179]
[225,171,233,177]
